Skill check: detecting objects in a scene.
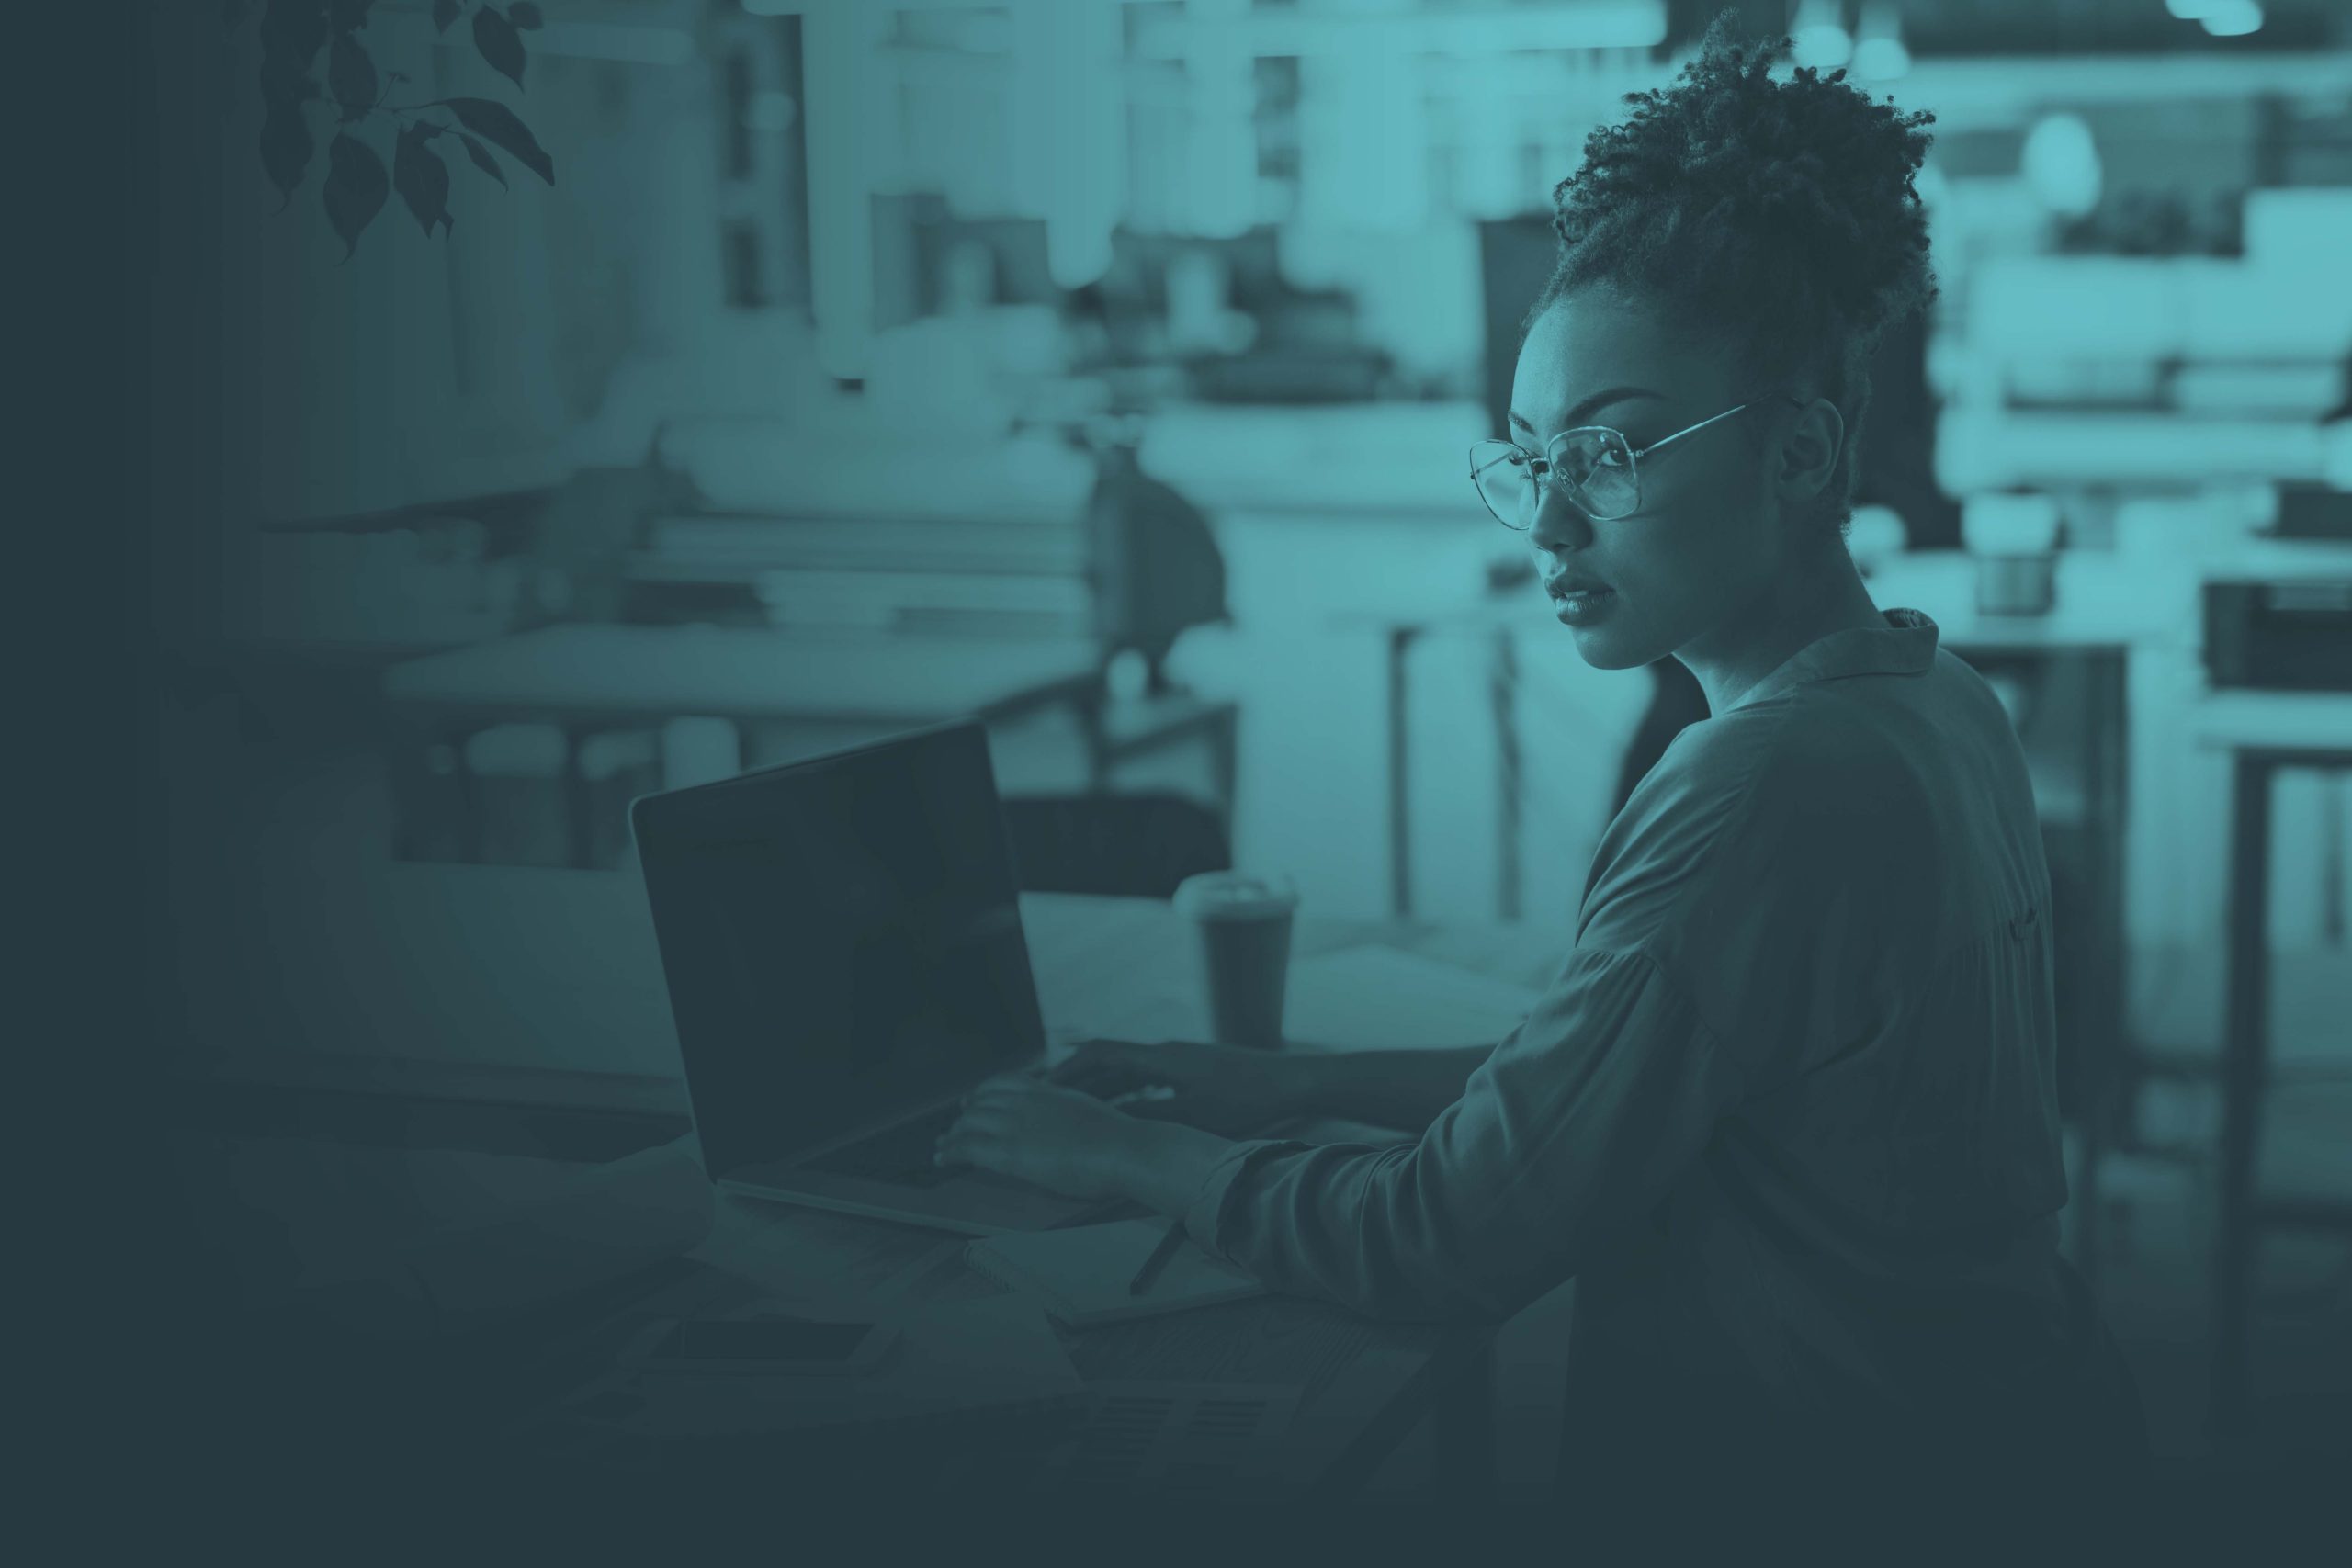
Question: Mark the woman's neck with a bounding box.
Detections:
[1675,546,1885,716]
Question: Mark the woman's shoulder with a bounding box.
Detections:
[1643,691,1883,813]
[1602,689,1930,896]
[1666,672,1964,802]
[1580,698,1931,978]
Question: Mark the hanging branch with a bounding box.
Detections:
[232,0,555,260]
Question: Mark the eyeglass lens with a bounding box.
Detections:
[1470,430,1637,526]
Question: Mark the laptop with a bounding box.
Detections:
[630,719,1109,1235]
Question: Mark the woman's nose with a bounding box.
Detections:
[1527,479,1595,553]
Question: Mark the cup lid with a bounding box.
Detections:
[1173,870,1297,919]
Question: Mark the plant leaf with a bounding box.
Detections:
[472,6,526,90]
[432,0,461,34]
[322,132,390,259]
[259,51,318,107]
[259,95,315,207]
[394,123,454,237]
[508,2,542,28]
[444,97,552,184]
[328,33,377,121]
[458,132,507,188]
[259,0,329,72]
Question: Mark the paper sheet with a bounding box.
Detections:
[1035,1382,1302,1495]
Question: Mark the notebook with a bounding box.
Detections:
[964,1220,1264,1328]
[556,1294,1086,1444]
[1034,1382,1301,1495]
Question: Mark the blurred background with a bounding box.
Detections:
[148,0,2348,1496]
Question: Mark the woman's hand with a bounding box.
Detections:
[1046,1038,1316,1138]
[933,1075,1152,1201]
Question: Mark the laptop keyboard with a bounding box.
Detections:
[800,1100,966,1188]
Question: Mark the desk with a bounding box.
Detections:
[2197,706,2352,1441]
[197,883,1563,1499]
[684,892,1558,1497]
[1334,598,1529,921]
[383,625,1238,866]
[383,624,1103,728]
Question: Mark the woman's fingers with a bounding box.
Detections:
[934,1120,995,1166]
[963,1077,1043,1110]
[1052,1064,1141,1098]
[1117,1094,1203,1122]
[935,1103,994,1159]
[1057,1039,1175,1077]
[1048,1042,1147,1089]
[945,1100,1012,1135]
[1053,1042,1197,1100]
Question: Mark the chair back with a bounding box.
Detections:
[1000,794,1231,899]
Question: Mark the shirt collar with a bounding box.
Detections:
[1723,607,1940,714]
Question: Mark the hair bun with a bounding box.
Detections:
[1549,10,1937,340]
[1529,8,1941,543]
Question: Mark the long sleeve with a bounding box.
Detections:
[1179,945,1745,1324]
[1166,611,2132,1467]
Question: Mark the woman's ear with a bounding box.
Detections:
[1774,397,1845,509]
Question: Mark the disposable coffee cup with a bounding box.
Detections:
[1172,871,1298,1050]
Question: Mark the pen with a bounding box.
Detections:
[1126,1220,1189,1297]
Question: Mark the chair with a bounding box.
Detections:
[999,794,1231,900]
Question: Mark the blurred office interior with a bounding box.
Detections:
[148,0,2349,1498]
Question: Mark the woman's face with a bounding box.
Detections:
[1508,288,1800,672]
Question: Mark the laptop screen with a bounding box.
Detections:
[634,722,1046,1179]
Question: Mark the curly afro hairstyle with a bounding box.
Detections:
[1526,9,1938,541]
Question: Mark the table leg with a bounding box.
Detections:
[1492,627,1521,923]
[455,726,485,865]
[1212,702,1239,847]
[1388,627,1419,919]
[383,709,447,863]
[2208,750,2272,1442]
[1432,1335,1497,1503]
[1075,683,1110,795]
[562,724,596,871]
[2075,1070,2107,1299]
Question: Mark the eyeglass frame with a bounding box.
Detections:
[1467,393,1806,528]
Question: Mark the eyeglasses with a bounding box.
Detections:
[1467,396,1799,528]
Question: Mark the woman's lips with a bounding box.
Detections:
[1549,583,1618,623]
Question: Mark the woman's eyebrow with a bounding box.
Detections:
[1509,386,1665,436]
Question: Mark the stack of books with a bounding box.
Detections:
[633,513,1094,637]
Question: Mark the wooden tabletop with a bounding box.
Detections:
[684,891,1563,1494]
[194,877,1566,1495]
[2191,690,2352,756]
[382,624,1102,727]
[1332,578,2143,656]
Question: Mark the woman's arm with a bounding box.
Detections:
[931,1047,1498,1221]
[1113,1117,1242,1215]
[1294,1044,1498,1132]
[1049,1036,1500,1137]
[1104,1043,1500,1221]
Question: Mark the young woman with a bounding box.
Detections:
[937,16,2145,1511]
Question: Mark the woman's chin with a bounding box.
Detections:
[1559,618,1654,670]
[1569,640,1649,671]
